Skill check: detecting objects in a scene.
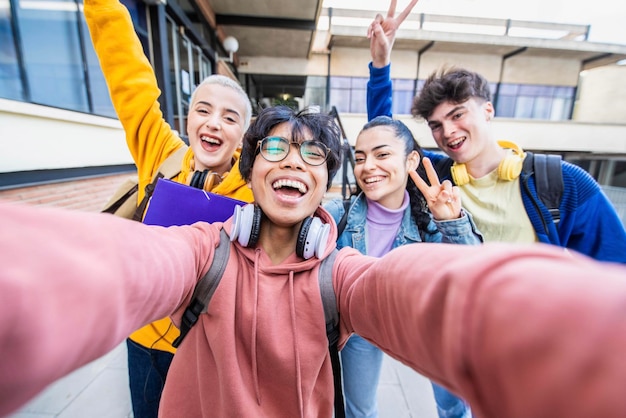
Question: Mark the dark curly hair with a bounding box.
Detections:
[359,116,435,237]
[412,67,491,120]
[239,106,342,190]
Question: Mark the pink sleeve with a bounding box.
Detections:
[0,202,215,416]
[336,243,626,418]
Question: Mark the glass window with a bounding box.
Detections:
[532,96,552,119]
[329,76,352,112]
[555,86,574,98]
[550,97,571,120]
[79,14,115,117]
[0,0,23,100]
[495,95,516,118]
[18,0,88,111]
[330,76,351,88]
[514,96,534,119]
[392,78,415,115]
[392,90,413,115]
[197,48,211,83]
[329,87,349,113]
[350,77,368,89]
[495,82,574,121]
[304,76,326,110]
[498,83,518,95]
[350,87,366,113]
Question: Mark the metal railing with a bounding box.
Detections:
[329,106,357,200]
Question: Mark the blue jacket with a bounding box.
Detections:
[324,192,482,254]
[367,63,626,263]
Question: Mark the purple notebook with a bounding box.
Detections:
[142,178,245,227]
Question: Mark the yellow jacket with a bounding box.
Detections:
[84,0,254,352]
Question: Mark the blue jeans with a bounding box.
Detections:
[431,382,472,418]
[340,334,383,418]
[126,338,174,418]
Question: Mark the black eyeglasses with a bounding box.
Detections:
[257,136,330,166]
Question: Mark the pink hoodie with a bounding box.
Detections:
[2,201,626,418]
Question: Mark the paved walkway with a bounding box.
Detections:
[7,343,438,418]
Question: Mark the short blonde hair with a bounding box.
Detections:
[190,75,252,131]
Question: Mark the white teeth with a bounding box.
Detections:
[272,179,307,193]
[448,137,465,147]
[364,176,384,184]
[201,135,220,145]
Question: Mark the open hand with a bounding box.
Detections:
[367,0,419,68]
[409,157,462,221]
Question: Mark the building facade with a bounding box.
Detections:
[2,0,626,211]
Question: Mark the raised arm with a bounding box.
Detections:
[366,0,418,121]
[336,243,626,418]
[368,0,419,68]
[84,0,184,190]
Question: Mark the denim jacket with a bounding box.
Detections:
[324,192,483,254]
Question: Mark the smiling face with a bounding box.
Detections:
[186,83,248,174]
[249,122,328,229]
[426,97,495,167]
[353,125,418,209]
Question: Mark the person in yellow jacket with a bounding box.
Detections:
[83,0,254,416]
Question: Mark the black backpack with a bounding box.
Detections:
[172,228,346,418]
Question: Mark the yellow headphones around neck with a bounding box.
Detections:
[451,140,526,186]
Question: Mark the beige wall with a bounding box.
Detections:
[0,99,130,173]
[239,54,328,76]
[503,56,580,85]
[574,65,626,123]
[418,52,502,80]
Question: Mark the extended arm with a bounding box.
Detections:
[0,203,214,416]
[336,243,626,418]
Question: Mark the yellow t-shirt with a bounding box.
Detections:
[459,170,537,244]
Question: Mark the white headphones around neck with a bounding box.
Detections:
[230,204,330,259]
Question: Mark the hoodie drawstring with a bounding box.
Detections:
[251,250,261,404]
[250,252,305,417]
[288,270,305,418]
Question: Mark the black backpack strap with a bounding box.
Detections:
[172,228,231,348]
[132,146,188,222]
[336,199,351,237]
[319,248,344,418]
[533,153,564,224]
[434,156,455,184]
[132,172,164,221]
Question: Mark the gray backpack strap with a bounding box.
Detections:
[172,228,230,348]
[318,248,344,418]
[319,248,340,345]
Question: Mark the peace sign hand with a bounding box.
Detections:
[409,157,463,221]
[368,0,419,68]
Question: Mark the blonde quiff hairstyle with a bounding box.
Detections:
[190,75,253,131]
